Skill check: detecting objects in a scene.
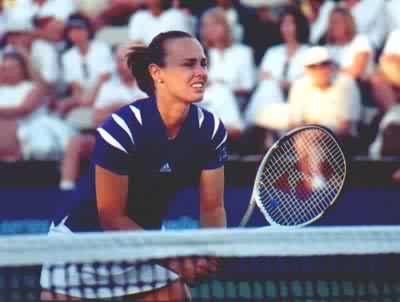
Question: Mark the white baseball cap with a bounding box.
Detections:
[303,46,332,67]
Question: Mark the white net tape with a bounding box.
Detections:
[1,226,400,266]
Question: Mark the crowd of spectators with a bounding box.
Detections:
[0,0,399,188]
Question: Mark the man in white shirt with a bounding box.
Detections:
[128,0,193,45]
[288,46,362,154]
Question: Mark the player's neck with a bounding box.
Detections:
[155,96,190,139]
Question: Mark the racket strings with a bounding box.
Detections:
[260,143,298,225]
[260,142,311,226]
[269,137,316,224]
[257,128,346,226]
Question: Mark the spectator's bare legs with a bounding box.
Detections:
[393,169,400,183]
[0,119,21,161]
[59,134,96,190]
[369,71,398,112]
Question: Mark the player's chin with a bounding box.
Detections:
[187,91,205,103]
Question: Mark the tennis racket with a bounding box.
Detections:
[239,125,346,227]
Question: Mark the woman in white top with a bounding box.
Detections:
[200,7,256,99]
[340,0,387,51]
[214,0,244,42]
[0,48,75,160]
[244,6,310,128]
[325,6,374,80]
[57,13,115,119]
[0,49,43,160]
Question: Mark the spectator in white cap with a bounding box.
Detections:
[288,46,362,155]
[3,14,35,54]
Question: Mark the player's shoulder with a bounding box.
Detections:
[195,104,218,124]
[194,104,226,137]
[98,97,150,132]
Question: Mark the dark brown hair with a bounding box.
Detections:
[326,6,356,45]
[279,6,310,44]
[126,31,194,96]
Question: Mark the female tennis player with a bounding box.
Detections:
[40,31,228,301]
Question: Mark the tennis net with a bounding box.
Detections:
[1,225,400,301]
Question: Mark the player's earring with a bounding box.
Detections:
[158,79,163,84]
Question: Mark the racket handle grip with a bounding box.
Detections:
[239,199,256,227]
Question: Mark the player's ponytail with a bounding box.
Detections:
[126,45,153,96]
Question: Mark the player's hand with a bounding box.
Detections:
[164,256,218,285]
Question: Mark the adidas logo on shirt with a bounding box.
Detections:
[160,162,172,173]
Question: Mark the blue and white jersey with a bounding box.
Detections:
[63,97,228,231]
